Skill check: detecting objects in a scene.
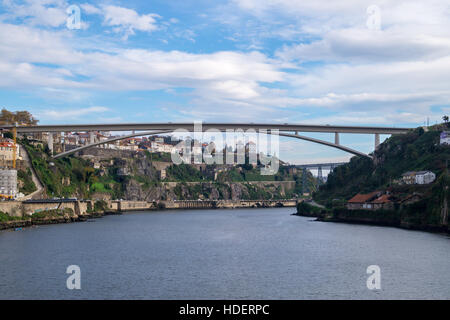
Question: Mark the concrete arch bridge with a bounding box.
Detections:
[2,122,412,159]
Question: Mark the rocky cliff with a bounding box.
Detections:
[22,138,314,202]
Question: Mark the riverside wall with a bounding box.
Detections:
[0,199,298,217]
[0,200,90,217]
[162,199,298,209]
[0,198,298,231]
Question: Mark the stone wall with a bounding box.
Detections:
[0,200,153,217]
[0,199,297,218]
[78,147,137,160]
[162,199,297,209]
[152,161,172,171]
[112,200,155,211]
[0,200,88,217]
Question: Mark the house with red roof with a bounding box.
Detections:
[370,194,394,210]
[346,191,382,210]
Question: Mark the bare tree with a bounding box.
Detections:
[0,108,38,125]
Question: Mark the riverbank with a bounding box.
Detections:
[294,203,450,234]
[0,210,106,231]
[0,199,298,231]
[316,216,450,234]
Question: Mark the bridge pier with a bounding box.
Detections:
[47,133,53,155]
[317,166,323,185]
[62,132,66,152]
[302,168,308,195]
[334,132,340,145]
[375,133,380,150]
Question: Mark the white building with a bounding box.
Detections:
[415,171,436,184]
[117,144,139,151]
[0,169,17,198]
[0,139,21,161]
[150,142,174,153]
[440,131,450,145]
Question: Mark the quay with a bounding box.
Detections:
[0,198,299,217]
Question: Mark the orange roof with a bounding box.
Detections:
[0,142,13,147]
[371,194,391,204]
[348,191,380,203]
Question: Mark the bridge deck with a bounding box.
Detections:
[2,122,412,134]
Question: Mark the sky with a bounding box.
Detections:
[0,0,449,164]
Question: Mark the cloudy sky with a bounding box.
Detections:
[0,0,449,164]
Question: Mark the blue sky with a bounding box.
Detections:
[0,0,450,163]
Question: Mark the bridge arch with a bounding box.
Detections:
[53,129,372,159]
[53,130,171,159]
[278,132,371,158]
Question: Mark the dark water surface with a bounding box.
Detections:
[1,207,449,299]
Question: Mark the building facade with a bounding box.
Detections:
[0,169,17,198]
[415,171,436,184]
[402,171,416,184]
[150,141,174,153]
[0,139,20,162]
[370,194,394,210]
[402,171,436,185]
[440,131,450,145]
[346,191,382,210]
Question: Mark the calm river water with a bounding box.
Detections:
[1,207,449,299]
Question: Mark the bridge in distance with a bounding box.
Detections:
[287,162,348,187]
[2,122,413,159]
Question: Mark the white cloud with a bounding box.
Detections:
[277,29,450,63]
[80,3,101,15]
[103,5,160,34]
[1,18,448,124]
[81,4,161,39]
[231,0,450,63]
[1,0,68,27]
[1,1,161,37]
[0,22,287,120]
[287,57,450,102]
[38,106,109,120]
[218,0,450,123]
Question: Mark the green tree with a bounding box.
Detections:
[443,115,449,128]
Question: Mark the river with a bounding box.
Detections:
[0,207,449,299]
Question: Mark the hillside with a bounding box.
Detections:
[312,125,450,231]
[20,137,317,201]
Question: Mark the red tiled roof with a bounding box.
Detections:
[348,191,380,203]
[371,194,391,204]
[0,142,13,147]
